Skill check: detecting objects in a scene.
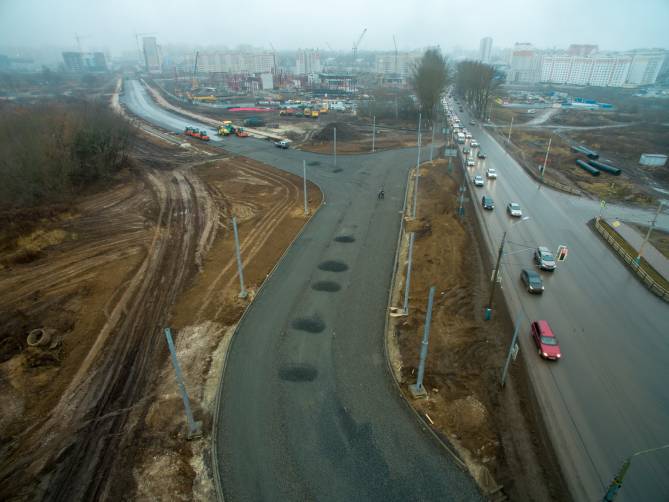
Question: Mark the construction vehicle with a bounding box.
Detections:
[311,110,320,119]
[184,126,210,141]
[320,103,328,114]
[217,121,233,136]
[191,95,217,103]
[235,128,249,138]
[303,108,311,117]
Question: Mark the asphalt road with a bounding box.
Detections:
[122,80,482,501]
[454,103,669,501]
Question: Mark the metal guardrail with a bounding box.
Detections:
[594,217,669,302]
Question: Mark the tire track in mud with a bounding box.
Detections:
[0,166,217,501]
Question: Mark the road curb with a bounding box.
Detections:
[211,183,325,502]
[382,162,470,473]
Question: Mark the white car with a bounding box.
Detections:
[486,168,497,179]
[471,139,479,147]
[507,202,522,217]
[465,132,473,139]
[473,175,484,186]
[467,159,476,167]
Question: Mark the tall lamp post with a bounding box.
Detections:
[486,216,530,319]
[603,444,669,501]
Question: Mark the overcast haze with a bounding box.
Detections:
[1,0,667,53]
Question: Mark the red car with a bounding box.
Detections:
[530,320,561,360]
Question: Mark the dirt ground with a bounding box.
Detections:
[388,159,569,501]
[0,130,320,500]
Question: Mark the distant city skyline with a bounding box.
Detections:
[1,0,667,55]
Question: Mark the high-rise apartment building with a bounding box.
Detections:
[295,49,321,75]
[479,37,493,63]
[142,37,161,74]
[509,43,541,83]
[62,52,108,72]
[625,51,666,86]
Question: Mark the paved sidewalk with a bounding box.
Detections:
[607,219,669,279]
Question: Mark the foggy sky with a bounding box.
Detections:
[1,0,667,54]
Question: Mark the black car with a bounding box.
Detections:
[482,195,494,210]
[521,269,544,294]
[463,147,470,154]
[477,152,487,159]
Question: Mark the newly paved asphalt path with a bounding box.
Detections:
[455,102,669,502]
[123,80,482,501]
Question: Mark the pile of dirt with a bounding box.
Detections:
[312,122,357,141]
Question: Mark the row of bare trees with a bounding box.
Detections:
[0,101,135,209]
[454,60,504,119]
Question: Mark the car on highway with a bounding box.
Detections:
[275,140,289,149]
[477,152,487,159]
[521,269,544,294]
[470,120,477,125]
[467,158,476,167]
[535,246,557,271]
[473,175,484,186]
[507,202,522,217]
[471,139,479,147]
[465,132,472,139]
[486,168,497,179]
[482,195,494,210]
[530,320,561,360]
[463,147,470,154]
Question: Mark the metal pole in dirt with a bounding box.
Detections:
[635,201,663,265]
[163,328,202,438]
[412,113,422,219]
[507,115,514,143]
[302,160,308,215]
[232,216,248,299]
[333,127,337,166]
[402,232,416,315]
[372,115,376,152]
[541,137,552,181]
[409,286,436,398]
[500,311,524,387]
[485,230,507,320]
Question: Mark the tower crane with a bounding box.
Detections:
[393,35,399,74]
[352,28,367,61]
[191,51,199,91]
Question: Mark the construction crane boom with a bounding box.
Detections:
[393,35,398,74]
[352,28,367,60]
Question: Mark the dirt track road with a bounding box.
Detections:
[0,133,315,499]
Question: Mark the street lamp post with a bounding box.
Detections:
[507,115,514,143]
[486,217,530,319]
[541,137,552,181]
[602,444,669,501]
[635,201,663,265]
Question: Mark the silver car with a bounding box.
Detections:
[507,202,522,217]
[535,246,557,271]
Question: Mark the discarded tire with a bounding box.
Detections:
[26,328,52,347]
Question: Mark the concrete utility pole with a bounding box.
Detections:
[500,311,524,387]
[541,137,552,181]
[372,115,376,153]
[232,216,247,299]
[302,160,308,215]
[603,444,669,501]
[507,115,514,143]
[486,217,530,319]
[333,127,337,166]
[413,113,422,219]
[402,232,416,315]
[635,201,663,265]
[409,286,436,399]
[429,116,436,163]
[163,328,202,438]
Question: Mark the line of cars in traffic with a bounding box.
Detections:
[445,97,562,361]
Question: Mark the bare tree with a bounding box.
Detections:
[411,49,450,122]
[455,61,504,119]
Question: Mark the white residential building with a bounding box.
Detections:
[374,51,423,77]
[295,49,321,75]
[176,51,275,75]
[509,43,541,83]
[479,37,493,63]
[626,51,666,86]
